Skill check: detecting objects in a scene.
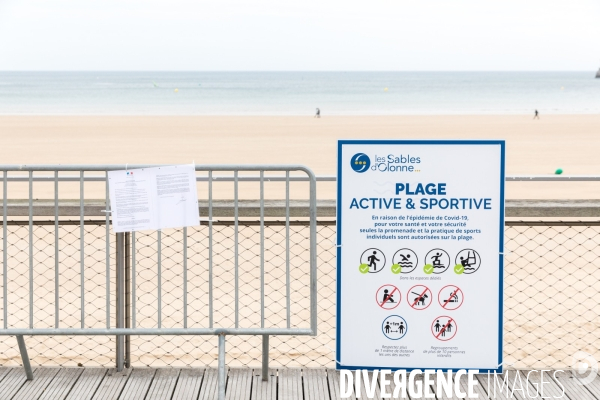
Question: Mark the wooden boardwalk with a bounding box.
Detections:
[0,367,598,399]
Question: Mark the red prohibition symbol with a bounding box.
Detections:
[437,285,464,310]
[407,285,432,310]
[376,284,401,310]
[432,316,457,341]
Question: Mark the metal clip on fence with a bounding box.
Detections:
[0,165,317,400]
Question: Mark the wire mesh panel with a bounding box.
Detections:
[504,222,600,369]
[0,168,597,370]
[1,220,598,369]
[0,222,116,366]
[0,165,318,375]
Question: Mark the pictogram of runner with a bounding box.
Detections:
[376,284,401,310]
[438,285,463,310]
[408,285,431,310]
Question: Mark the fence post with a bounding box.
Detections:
[16,335,33,380]
[218,333,226,400]
[262,334,269,381]
[115,232,124,372]
[125,232,131,368]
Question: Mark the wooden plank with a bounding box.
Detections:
[303,369,330,400]
[579,373,600,399]
[38,368,84,400]
[476,371,533,400]
[383,371,409,400]
[65,368,108,400]
[91,368,130,400]
[0,367,593,400]
[551,370,597,400]
[358,371,382,400]
[432,373,489,400]
[144,368,180,400]
[116,368,156,400]
[278,368,302,400]
[327,369,357,400]
[198,368,223,400]
[456,373,487,400]
[171,369,205,400]
[12,367,60,400]
[251,369,277,400]
[0,367,12,384]
[523,369,565,399]
[431,373,455,400]
[225,368,252,400]
[0,368,33,400]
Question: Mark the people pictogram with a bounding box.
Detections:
[382,316,408,340]
[431,252,444,268]
[455,249,481,274]
[367,251,380,271]
[382,289,395,303]
[432,316,457,341]
[392,248,418,273]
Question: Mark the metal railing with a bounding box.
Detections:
[0,165,317,400]
[0,171,599,376]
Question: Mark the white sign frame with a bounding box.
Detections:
[336,140,505,373]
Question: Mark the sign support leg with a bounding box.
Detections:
[262,334,269,381]
[16,335,33,380]
[115,232,124,372]
[125,232,131,369]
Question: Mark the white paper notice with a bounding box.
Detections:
[108,165,200,233]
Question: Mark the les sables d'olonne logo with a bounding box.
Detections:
[350,152,421,173]
[350,153,371,173]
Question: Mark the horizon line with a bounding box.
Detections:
[0,70,596,73]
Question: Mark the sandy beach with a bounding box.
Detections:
[1,115,600,199]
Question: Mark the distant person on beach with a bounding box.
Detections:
[315,108,320,118]
[534,110,539,119]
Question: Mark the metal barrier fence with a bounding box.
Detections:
[0,169,598,372]
[0,165,317,399]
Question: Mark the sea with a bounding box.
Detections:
[0,71,599,115]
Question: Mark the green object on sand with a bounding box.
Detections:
[555,168,563,175]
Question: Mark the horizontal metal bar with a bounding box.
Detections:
[2,174,600,182]
[1,176,319,182]
[3,219,600,226]
[0,165,315,173]
[0,328,314,336]
[504,220,600,226]
[5,199,600,218]
[506,175,600,181]
[0,219,336,226]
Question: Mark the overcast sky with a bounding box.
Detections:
[0,0,599,71]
